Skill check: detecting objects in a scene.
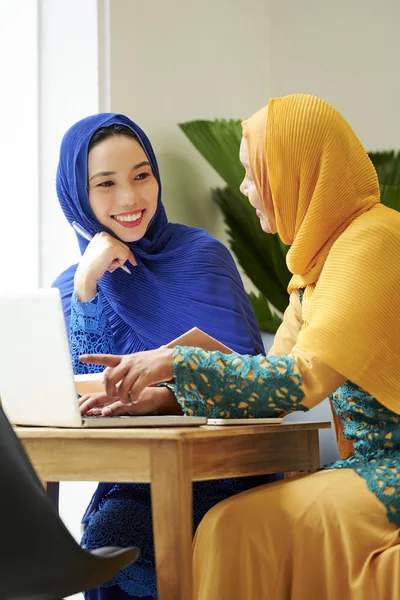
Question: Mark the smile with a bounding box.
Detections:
[112,210,145,228]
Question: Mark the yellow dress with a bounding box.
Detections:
[172,292,400,599]
[192,469,399,600]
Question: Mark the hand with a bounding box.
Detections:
[79,386,182,417]
[74,232,137,301]
[80,347,175,403]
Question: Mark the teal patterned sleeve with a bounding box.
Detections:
[172,346,308,418]
[157,382,178,395]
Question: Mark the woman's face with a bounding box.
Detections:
[87,134,159,243]
[239,137,275,234]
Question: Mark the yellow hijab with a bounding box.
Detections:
[243,94,400,414]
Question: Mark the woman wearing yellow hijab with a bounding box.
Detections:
[82,94,400,599]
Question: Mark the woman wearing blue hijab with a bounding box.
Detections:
[53,113,280,599]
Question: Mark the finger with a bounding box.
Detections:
[78,394,91,405]
[79,395,103,415]
[117,366,146,404]
[129,374,151,402]
[127,250,138,267]
[108,260,120,273]
[101,366,119,387]
[117,368,140,404]
[79,395,118,415]
[79,392,111,406]
[103,363,132,397]
[85,408,103,417]
[101,401,133,417]
[119,369,152,404]
[80,354,122,368]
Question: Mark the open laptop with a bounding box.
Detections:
[0,289,206,428]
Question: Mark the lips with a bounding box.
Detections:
[112,210,145,228]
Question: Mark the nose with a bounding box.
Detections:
[240,178,248,196]
[118,183,139,207]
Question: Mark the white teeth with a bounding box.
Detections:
[114,211,142,222]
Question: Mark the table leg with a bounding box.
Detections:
[41,481,60,509]
[150,440,193,600]
[307,429,321,471]
[285,430,321,477]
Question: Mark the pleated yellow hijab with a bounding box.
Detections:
[243,94,400,413]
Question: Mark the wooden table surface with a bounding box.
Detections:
[16,421,330,600]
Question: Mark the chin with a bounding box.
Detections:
[109,217,149,243]
[117,228,146,243]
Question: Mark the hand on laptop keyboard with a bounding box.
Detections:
[79,385,181,417]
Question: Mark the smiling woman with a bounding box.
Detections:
[87,127,158,241]
[52,112,280,599]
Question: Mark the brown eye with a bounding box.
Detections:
[134,172,150,181]
[97,180,114,188]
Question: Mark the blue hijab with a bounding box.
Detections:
[53,113,264,356]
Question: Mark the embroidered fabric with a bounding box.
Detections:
[172,347,308,418]
[70,291,115,374]
[328,382,400,526]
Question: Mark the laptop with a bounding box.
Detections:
[0,289,206,428]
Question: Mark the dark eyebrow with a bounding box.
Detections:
[132,160,151,171]
[89,161,151,182]
[89,170,116,181]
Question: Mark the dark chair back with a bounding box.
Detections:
[0,405,139,599]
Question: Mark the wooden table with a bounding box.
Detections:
[16,421,330,600]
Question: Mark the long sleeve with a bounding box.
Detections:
[70,291,116,374]
[268,292,302,357]
[173,345,346,419]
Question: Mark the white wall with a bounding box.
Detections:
[106,0,270,238]
[39,0,100,287]
[0,0,39,292]
[267,0,400,150]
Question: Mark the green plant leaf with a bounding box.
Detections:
[213,187,290,313]
[379,184,400,211]
[179,119,244,197]
[247,292,282,333]
[369,151,400,186]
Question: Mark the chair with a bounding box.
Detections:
[0,404,140,599]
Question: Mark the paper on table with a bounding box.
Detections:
[165,327,233,354]
[74,327,233,396]
[74,372,105,397]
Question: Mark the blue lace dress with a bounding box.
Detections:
[71,292,281,599]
